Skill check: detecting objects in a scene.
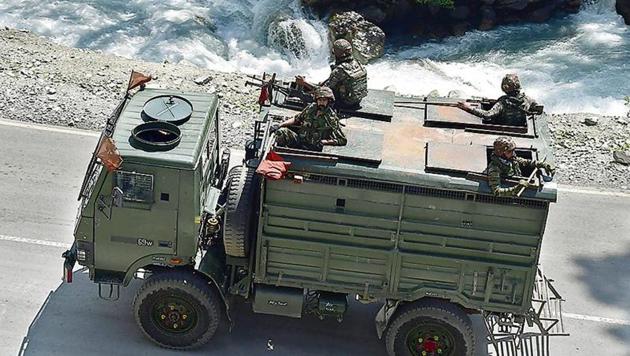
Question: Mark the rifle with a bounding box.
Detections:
[516,155,548,197]
[426,99,544,115]
[245,72,290,103]
[295,75,328,93]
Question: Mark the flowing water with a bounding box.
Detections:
[0,0,628,115]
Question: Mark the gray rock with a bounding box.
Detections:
[328,11,385,64]
[267,17,308,59]
[583,117,598,126]
[194,75,213,85]
[613,150,630,165]
[617,0,630,25]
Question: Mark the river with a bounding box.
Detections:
[0,0,627,115]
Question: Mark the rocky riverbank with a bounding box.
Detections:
[0,28,628,190]
[304,0,583,40]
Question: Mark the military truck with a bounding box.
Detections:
[63,73,565,356]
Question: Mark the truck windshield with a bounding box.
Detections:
[80,163,102,210]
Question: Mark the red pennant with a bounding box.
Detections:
[258,85,269,105]
[96,137,123,172]
[127,70,152,91]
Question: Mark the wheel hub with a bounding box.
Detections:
[152,298,197,333]
[406,323,455,356]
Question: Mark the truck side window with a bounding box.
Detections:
[113,171,154,203]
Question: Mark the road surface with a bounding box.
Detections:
[1,119,629,356]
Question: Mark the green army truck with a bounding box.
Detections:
[63,74,565,356]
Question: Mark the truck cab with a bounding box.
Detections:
[71,88,228,287]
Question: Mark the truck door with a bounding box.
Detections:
[94,170,178,282]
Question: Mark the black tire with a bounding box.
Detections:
[223,165,257,257]
[133,271,222,350]
[385,299,475,356]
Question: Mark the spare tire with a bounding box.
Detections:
[223,165,257,257]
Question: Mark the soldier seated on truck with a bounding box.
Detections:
[486,136,555,197]
[270,86,347,152]
[294,39,368,109]
[457,74,540,127]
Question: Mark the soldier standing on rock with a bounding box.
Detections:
[457,74,540,127]
[295,38,368,109]
[486,136,555,197]
[271,86,347,151]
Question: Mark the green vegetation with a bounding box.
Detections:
[414,0,455,7]
[624,95,629,106]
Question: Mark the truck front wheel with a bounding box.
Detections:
[133,271,222,350]
[385,299,475,356]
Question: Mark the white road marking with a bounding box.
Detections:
[0,234,69,248]
[563,312,630,326]
[1,119,629,198]
[0,118,99,137]
[557,186,630,198]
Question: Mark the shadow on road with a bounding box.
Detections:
[574,243,630,343]
[19,269,488,356]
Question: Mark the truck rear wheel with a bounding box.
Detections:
[223,165,257,257]
[385,299,474,356]
[133,271,222,350]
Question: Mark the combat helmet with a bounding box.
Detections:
[332,38,353,58]
[314,86,335,101]
[501,74,521,94]
[493,136,516,155]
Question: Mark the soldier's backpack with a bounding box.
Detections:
[338,60,368,105]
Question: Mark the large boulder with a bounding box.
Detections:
[328,11,385,64]
[617,0,630,25]
[267,17,308,59]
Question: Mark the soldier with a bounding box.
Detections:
[457,74,539,126]
[486,136,555,197]
[271,86,347,151]
[295,38,368,109]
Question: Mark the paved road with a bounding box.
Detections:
[1,119,629,356]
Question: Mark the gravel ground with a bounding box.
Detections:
[1,27,629,190]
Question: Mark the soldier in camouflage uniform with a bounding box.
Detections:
[486,136,555,197]
[457,74,539,126]
[271,86,347,151]
[295,39,368,109]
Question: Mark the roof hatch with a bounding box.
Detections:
[130,121,181,151]
[142,95,193,125]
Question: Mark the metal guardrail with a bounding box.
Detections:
[484,267,568,356]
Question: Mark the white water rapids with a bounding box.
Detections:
[0,0,628,115]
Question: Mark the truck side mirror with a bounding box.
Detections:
[112,187,124,208]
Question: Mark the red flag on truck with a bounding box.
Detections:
[127,70,152,91]
[258,85,269,106]
[96,137,123,172]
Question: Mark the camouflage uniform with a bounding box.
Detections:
[469,74,538,127]
[326,39,368,108]
[275,103,347,151]
[486,137,553,197]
